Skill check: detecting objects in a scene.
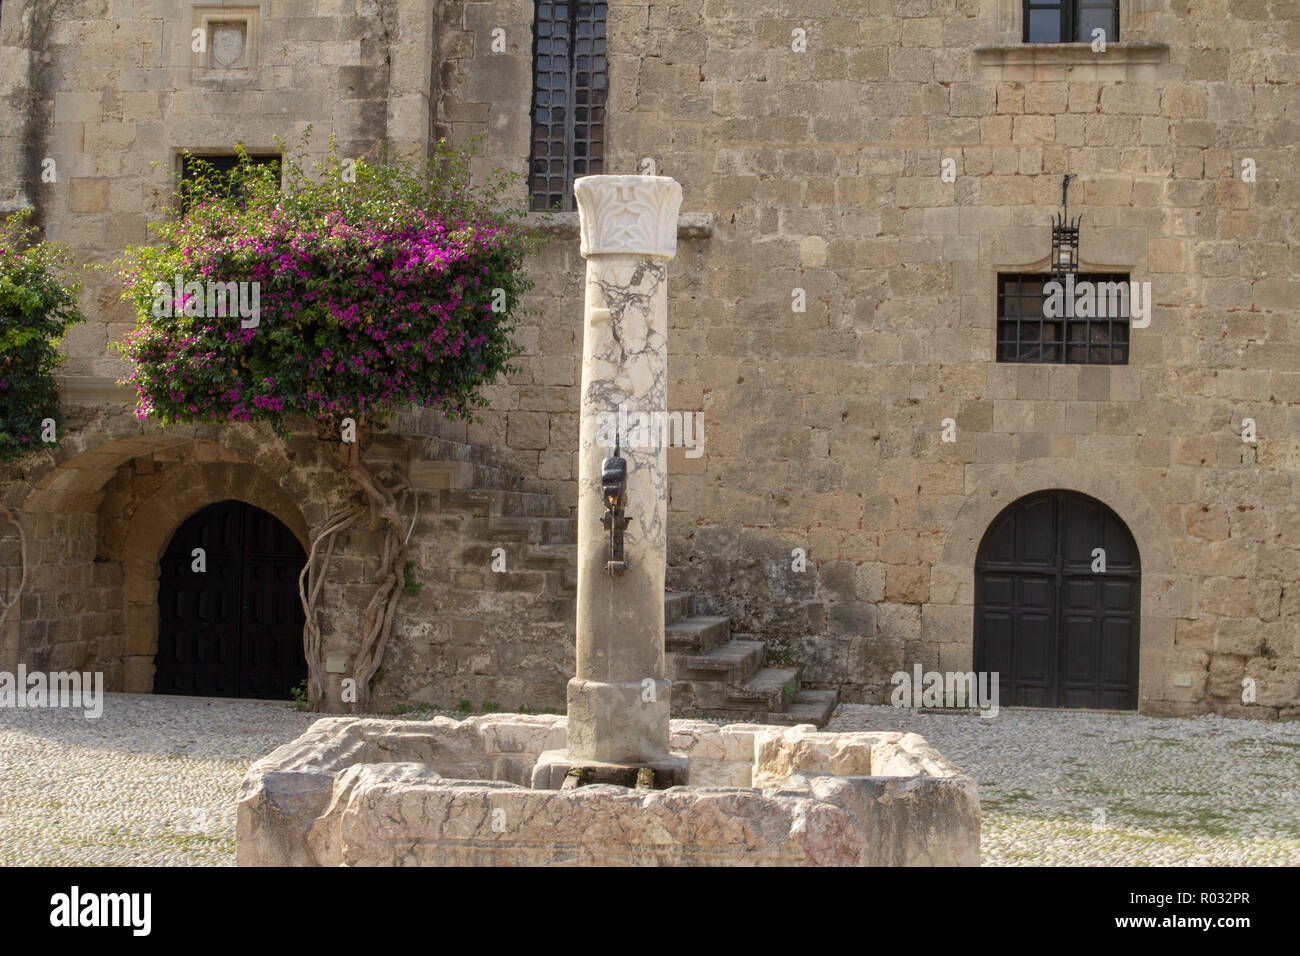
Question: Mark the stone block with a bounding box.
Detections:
[506,412,550,450]
[752,726,875,786]
[922,604,972,643]
[67,179,109,213]
[122,656,155,693]
[1148,238,1186,273]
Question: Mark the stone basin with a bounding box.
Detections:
[237,714,980,866]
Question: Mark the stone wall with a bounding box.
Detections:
[377,510,576,713]
[6,0,427,377]
[0,0,573,711]
[431,0,1300,717]
[0,403,574,710]
[0,0,1296,717]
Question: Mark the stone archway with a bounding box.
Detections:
[935,459,1179,710]
[118,456,311,692]
[1,409,334,689]
[18,416,326,526]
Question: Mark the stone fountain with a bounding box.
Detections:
[237,176,981,866]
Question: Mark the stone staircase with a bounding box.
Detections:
[664,590,839,726]
[404,434,839,727]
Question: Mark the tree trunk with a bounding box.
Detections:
[298,436,415,714]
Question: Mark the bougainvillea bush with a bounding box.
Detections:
[116,137,536,437]
[0,210,85,463]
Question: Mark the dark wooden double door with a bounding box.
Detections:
[974,491,1140,710]
[154,500,307,699]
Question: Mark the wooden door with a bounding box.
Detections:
[974,490,1140,709]
[155,501,306,699]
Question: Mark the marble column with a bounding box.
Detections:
[531,174,687,788]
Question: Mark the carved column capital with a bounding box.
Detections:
[574,175,683,260]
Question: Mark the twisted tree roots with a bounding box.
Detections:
[298,442,417,713]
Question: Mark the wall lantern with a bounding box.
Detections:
[1051,174,1081,277]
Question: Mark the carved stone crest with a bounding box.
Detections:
[210,22,247,69]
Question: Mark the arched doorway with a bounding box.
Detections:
[974,490,1140,709]
[154,500,307,699]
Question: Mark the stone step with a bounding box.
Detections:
[406,432,530,493]
[488,515,577,545]
[458,541,567,582]
[483,570,552,594]
[467,462,527,491]
[730,666,803,711]
[663,590,694,626]
[664,615,730,655]
[549,566,578,595]
[409,459,475,492]
[453,541,573,593]
[680,640,765,684]
[522,542,580,572]
[766,690,840,727]
[447,489,559,518]
[363,438,409,465]
[417,435,516,472]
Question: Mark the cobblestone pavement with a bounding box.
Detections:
[827,704,1300,866]
[2,695,1296,865]
[0,694,321,865]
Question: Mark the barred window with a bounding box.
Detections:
[997,273,1131,365]
[529,2,607,212]
[1024,0,1119,43]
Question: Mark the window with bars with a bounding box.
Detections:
[997,273,1131,364]
[529,2,607,212]
[1023,0,1119,43]
[178,153,280,214]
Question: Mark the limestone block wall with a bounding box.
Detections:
[432,0,1300,717]
[0,0,1295,718]
[376,501,576,713]
[0,0,42,211]
[9,510,112,678]
[0,1,492,706]
[0,399,575,710]
[4,0,429,378]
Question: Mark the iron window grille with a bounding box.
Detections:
[1023,0,1119,43]
[529,2,607,212]
[997,273,1131,365]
